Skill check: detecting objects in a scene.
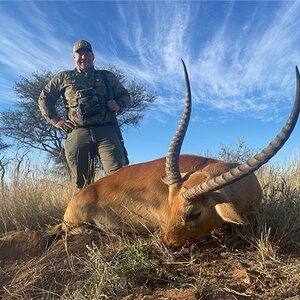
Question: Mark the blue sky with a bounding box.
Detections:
[0,1,299,165]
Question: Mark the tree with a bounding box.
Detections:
[218,138,254,163]
[105,66,156,128]
[0,69,156,171]
[0,138,10,188]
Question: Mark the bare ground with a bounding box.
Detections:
[0,229,299,300]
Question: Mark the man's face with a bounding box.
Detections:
[73,48,94,72]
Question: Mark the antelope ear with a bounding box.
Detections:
[208,194,245,225]
[160,176,170,185]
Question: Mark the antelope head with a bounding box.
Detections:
[162,61,300,247]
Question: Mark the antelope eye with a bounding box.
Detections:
[182,211,201,222]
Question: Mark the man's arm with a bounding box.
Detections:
[107,72,131,112]
[38,73,75,133]
[38,74,63,126]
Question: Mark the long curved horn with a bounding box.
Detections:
[165,59,192,185]
[183,66,300,200]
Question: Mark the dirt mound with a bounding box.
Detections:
[0,230,51,261]
[0,230,105,299]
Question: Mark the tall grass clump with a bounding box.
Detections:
[254,155,300,253]
[0,156,73,233]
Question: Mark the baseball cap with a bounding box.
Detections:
[73,40,93,53]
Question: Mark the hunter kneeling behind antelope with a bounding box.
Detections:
[59,61,300,247]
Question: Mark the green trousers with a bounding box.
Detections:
[64,125,125,189]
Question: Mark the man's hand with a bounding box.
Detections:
[55,120,75,133]
[107,100,121,113]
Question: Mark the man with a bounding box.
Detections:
[39,40,130,189]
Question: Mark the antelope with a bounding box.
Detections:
[61,61,300,247]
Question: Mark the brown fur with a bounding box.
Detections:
[62,154,262,246]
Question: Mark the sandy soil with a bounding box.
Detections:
[0,230,299,299]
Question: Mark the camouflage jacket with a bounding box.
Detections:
[38,67,130,127]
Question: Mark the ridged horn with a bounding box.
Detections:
[165,59,192,185]
[183,66,300,200]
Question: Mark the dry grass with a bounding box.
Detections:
[256,157,300,253]
[0,154,299,299]
[0,159,73,232]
